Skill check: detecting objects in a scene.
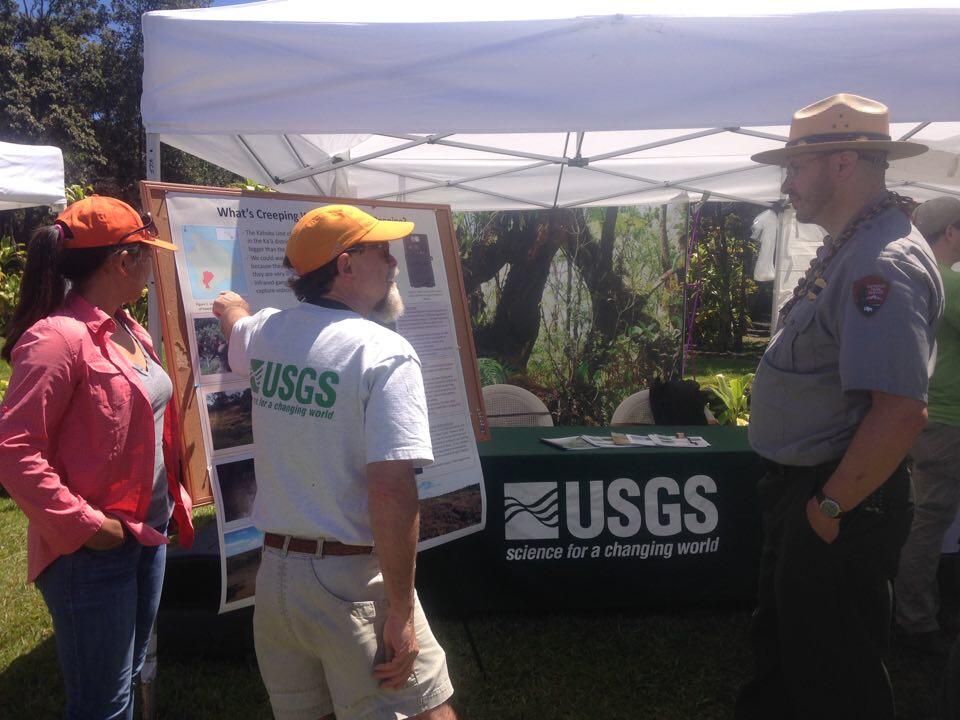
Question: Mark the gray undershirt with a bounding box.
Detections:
[126,328,174,529]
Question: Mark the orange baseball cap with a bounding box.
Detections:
[285,204,413,274]
[55,196,177,251]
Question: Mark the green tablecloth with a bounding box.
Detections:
[416,425,764,612]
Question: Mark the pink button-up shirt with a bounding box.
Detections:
[0,292,193,582]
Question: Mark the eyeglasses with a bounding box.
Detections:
[345,241,391,260]
[783,154,828,180]
[119,212,159,243]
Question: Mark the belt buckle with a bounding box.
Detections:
[315,537,326,559]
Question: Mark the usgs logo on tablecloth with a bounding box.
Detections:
[504,476,718,541]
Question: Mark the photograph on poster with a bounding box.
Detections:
[205,387,253,452]
[213,457,257,524]
[419,484,484,543]
[223,525,262,606]
[193,316,233,377]
[402,233,436,288]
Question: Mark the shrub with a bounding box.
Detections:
[700,372,754,426]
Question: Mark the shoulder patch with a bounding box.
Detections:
[852,275,889,316]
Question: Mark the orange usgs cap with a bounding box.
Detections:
[285,204,414,274]
[55,196,177,251]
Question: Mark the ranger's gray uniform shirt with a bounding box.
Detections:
[750,200,944,466]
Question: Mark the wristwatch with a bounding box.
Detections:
[815,491,845,520]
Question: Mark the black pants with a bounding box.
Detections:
[734,460,913,720]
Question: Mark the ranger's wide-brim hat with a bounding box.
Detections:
[751,93,927,165]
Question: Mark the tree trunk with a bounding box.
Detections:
[468,211,566,368]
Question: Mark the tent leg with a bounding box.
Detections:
[140,136,161,720]
[461,616,488,680]
[145,134,162,352]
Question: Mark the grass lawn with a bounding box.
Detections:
[0,497,950,719]
[685,355,760,380]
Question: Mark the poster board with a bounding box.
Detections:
[140,182,488,610]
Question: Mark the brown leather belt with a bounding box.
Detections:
[263,532,374,558]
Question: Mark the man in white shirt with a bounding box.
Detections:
[214,204,456,720]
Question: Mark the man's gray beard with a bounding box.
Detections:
[371,283,404,324]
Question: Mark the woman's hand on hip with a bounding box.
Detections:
[84,515,126,550]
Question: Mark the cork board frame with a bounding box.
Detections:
[139,181,488,505]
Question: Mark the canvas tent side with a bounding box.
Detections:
[140,1,960,210]
[0,141,67,212]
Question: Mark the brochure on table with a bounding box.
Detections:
[541,433,711,450]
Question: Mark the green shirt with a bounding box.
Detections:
[929,262,960,426]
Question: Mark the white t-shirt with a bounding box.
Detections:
[228,302,433,543]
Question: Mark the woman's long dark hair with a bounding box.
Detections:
[2,224,119,361]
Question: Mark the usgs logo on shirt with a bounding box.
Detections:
[249,358,339,407]
[503,476,719,541]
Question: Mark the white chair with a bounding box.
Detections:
[482,384,553,427]
[611,389,655,426]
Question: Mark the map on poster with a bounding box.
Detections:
[164,191,486,613]
[180,225,247,299]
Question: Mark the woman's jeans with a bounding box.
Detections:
[35,535,167,720]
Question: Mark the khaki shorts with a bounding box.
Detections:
[253,545,453,720]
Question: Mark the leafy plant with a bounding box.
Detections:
[688,204,762,353]
[477,357,508,386]
[128,287,149,328]
[227,179,276,193]
[700,372,754,426]
[65,183,95,204]
[0,235,26,334]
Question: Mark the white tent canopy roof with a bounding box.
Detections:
[0,141,67,212]
[141,1,960,210]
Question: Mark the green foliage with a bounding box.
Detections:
[64,183,94,204]
[525,205,684,424]
[0,235,26,334]
[128,287,149,328]
[227,179,276,193]
[0,3,109,181]
[688,205,761,353]
[0,0,214,205]
[160,145,244,190]
[477,357,508,386]
[700,372,754,426]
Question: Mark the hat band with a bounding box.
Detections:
[787,131,892,149]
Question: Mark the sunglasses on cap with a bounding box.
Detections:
[118,212,159,243]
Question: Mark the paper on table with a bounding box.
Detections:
[649,434,711,448]
[540,436,604,450]
[610,432,657,447]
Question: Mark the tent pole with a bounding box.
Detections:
[280,135,326,196]
[145,134,162,350]
[236,135,280,188]
[771,203,787,337]
[142,131,161,720]
[679,200,690,377]
[277,133,455,185]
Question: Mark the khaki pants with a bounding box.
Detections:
[253,546,453,720]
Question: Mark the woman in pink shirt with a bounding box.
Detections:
[0,196,194,720]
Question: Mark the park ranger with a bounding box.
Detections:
[734,94,944,720]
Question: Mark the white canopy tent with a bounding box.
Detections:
[0,141,66,212]
[140,1,960,210]
[139,2,960,561]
